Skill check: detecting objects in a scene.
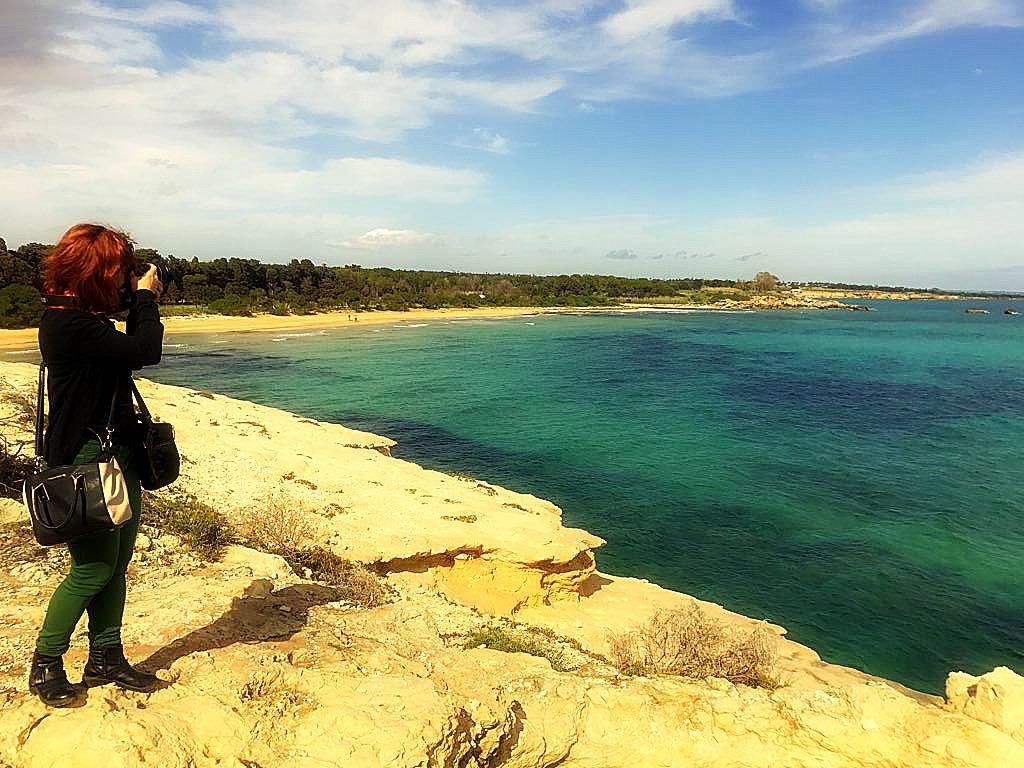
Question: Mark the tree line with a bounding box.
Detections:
[0,235,759,328]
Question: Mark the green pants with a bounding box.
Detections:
[35,440,143,656]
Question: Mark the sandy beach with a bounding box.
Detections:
[0,306,550,353]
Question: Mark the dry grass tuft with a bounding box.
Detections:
[243,494,392,608]
[0,379,38,499]
[0,521,44,563]
[608,602,779,688]
[286,546,393,608]
[0,380,36,431]
[241,494,315,555]
[0,435,35,500]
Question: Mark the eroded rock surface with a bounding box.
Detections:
[2,361,1022,767]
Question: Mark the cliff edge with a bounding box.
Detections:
[1,360,1021,767]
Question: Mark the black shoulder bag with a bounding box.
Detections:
[128,378,180,491]
[23,363,133,546]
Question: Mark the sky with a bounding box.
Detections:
[1,1,1022,290]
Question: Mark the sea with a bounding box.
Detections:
[120,300,1024,693]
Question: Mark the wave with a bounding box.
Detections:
[272,330,328,338]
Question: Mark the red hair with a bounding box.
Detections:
[44,224,137,313]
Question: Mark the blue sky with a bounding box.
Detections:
[1,0,1022,289]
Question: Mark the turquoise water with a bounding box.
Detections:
[146,301,1023,694]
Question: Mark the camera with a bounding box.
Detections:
[118,262,167,309]
[134,262,168,286]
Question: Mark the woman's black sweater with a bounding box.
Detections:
[38,290,163,466]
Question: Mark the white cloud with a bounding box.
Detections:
[602,0,736,42]
[335,228,435,249]
[458,128,512,155]
[73,0,215,27]
[890,154,1024,203]
[809,0,1023,65]
[605,248,640,260]
[218,0,578,67]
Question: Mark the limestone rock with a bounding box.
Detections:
[0,498,24,525]
[947,666,1024,743]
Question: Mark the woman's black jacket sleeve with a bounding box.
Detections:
[82,289,164,368]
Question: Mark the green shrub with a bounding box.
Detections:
[206,295,253,316]
[158,303,205,317]
[144,492,236,560]
[463,626,571,672]
[0,284,43,329]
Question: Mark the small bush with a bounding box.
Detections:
[0,284,43,329]
[206,295,253,316]
[144,492,236,560]
[241,495,315,556]
[463,626,571,672]
[242,495,392,607]
[286,546,393,608]
[0,436,35,500]
[158,304,205,317]
[0,382,36,430]
[608,603,778,688]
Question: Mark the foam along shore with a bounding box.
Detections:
[0,306,551,353]
[0,297,871,354]
[1,359,1022,767]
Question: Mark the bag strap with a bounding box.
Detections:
[101,376,122,450]
[128,378,153,427]
[35,362,123,460]
[34,363,46,460]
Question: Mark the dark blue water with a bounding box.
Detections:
[146,301,1024,693]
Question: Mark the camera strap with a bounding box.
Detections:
[41,294,81,309]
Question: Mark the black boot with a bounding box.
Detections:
[28,652,81,707]
[82,644,159,693]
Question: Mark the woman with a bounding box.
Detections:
[29,223,164,707]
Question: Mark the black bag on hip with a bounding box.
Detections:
[23,364,133,546]
[128,378,180,491]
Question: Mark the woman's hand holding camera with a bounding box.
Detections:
[133,264,164,300]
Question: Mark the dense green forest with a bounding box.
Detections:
[0,235,988,330]
[0,235,754,328]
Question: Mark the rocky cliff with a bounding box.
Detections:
[1,361,1021,767]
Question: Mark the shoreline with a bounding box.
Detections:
[0,306,550,353]
[1,292,1013,354]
